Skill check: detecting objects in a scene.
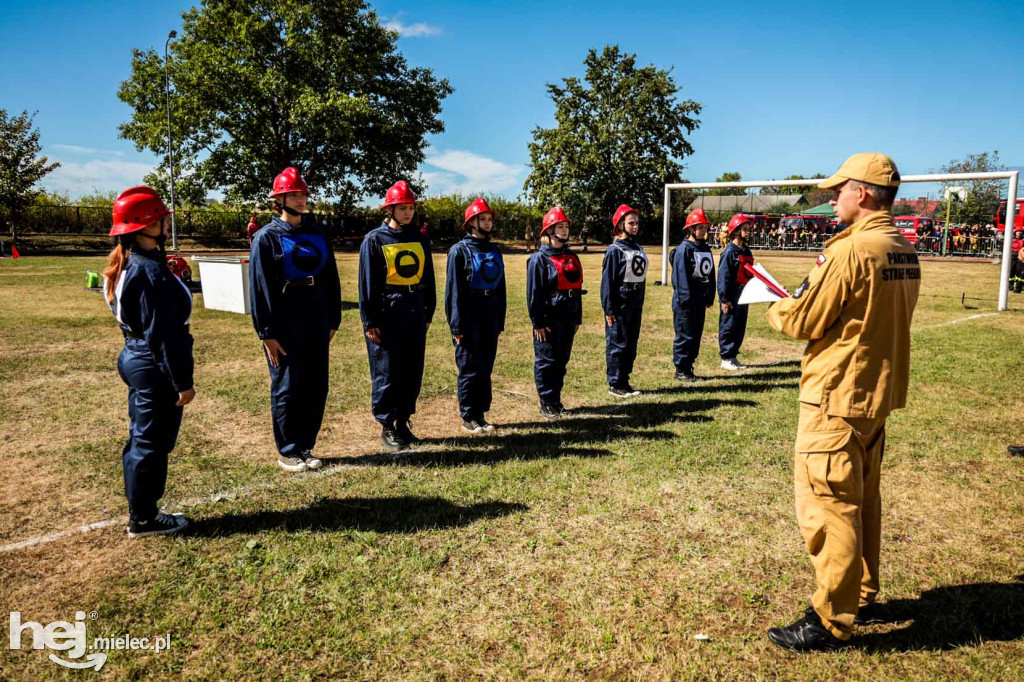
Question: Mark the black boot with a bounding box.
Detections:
[380,422,407,452]
[674,367,697,382]
[1008,445,1024,457]
[395,420,420,445]
[767,607,848,652]
[539,402,560,420]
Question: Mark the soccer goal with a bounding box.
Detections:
[659,171,1021,311]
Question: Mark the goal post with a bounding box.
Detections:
[660,171,1021,311]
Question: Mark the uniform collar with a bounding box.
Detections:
[540,243,565,255]
[131,245,163,260]
[825,210,893,247]
[272,216,303,232]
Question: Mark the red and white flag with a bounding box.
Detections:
[737,263,790,304]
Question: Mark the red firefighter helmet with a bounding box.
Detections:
[727,213,751,236]
[463,197,494,230]
[110,186,172,236]
[612,204,638,231]
[381,180,417,209]
[268,167,310,198]
[541,206,572,236]
[685,208,710,229]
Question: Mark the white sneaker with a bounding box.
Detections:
[298,451,323,470]
[721,358,745,371]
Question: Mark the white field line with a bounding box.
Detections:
[0,311,1004,554]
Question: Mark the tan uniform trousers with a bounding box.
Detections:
[794,402,886,640]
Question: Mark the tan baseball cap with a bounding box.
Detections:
[818,152,901,189]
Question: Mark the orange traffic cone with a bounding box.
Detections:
[12,245,20,259]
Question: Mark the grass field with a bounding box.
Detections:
[1,247,1022,680]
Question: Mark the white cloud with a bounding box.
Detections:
[382,19,442,37]
[421,148,524,196]
[50,144,125,157]
[43,158,155,197]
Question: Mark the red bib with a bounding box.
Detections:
[550,252,583,290]
[736,255,755,285]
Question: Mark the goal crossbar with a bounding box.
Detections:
[660,171,1020,310]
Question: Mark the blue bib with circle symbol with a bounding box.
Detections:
[280,233,329,281]
[469,251,503,291]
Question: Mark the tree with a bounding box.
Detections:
[0,109,60,237]
[932,151,1007,226]
[707,172,744,196]
[523,45,701,230]
[118,0,452,207]
[760,173,825,196]
[892,200,916,216]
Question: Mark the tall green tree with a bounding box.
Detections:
[932,150,1007,225]
[0,109,60,236]
[118,0,452,207]
[523,45,701,229]
[760,173,825,196]
[707,172,744,196]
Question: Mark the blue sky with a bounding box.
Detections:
[2,0,1022,202]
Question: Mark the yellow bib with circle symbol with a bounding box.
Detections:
[382,241,426,285]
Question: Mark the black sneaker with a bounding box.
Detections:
[380,423,408,452]
[767,607,848,652]
[478,418,496,432]
[1008,445,1024,457]
[396,420,420,444]
[462,419,486,434]
[608,385,632,398]
[297,450,323,470]
[127,512,189,539]
[674,369,697,382]
[539,402,561,420]
[622,383,641,396]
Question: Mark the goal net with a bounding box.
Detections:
[659,171,1021,311]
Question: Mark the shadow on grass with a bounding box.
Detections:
[340,397,755,468]
[858,577,1024,651]
[188,496,528,536]
[647,367,802,395]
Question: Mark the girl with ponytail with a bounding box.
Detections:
[106,186,195,538]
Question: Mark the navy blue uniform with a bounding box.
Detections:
[600,238,647,388]
[249,216,342,456]
[108,246,194,523]
[670,238,716,372]
[717,242,754,360]
[445,235,506,422]
[359,222,436,426]
[527,244,583,407]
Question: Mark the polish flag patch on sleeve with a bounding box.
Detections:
[816,253,827,267]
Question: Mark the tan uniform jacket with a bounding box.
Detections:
[767,211,921,418]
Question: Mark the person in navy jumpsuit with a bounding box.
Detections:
[718,214,755,370]
[670,208,716,381]
[445,198,506,433]
[250,167,342,472]
[601,204,648,397]
[104,186,194,538]
[359,181,436,451]
[527,206,583,420]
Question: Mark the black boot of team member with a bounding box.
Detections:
[539,402,561,420]
[380,422,407,452]
[767,607,848,652]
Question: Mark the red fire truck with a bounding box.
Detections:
[995,199,1024,252]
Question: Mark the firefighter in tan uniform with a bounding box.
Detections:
[765,153,921,652]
